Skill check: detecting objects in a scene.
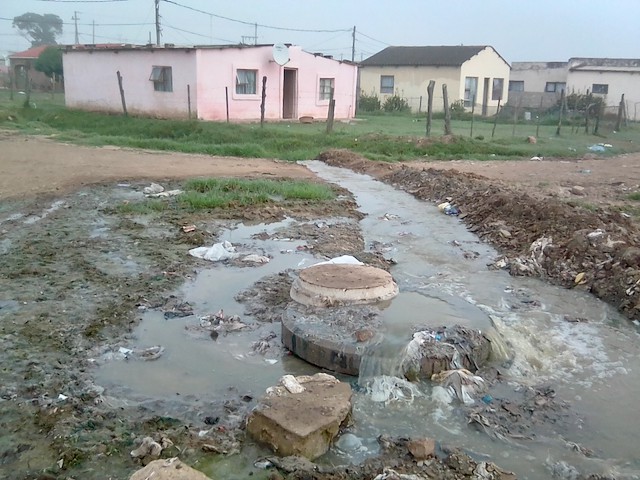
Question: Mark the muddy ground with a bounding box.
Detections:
[1,132,638,479]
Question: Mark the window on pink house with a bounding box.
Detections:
[319,78,334,100]
[236,69,257,94]
[150,66,172,92]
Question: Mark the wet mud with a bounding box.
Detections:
[1,150,636,479]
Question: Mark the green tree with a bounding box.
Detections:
[13,13,63,47]
[35,46,63,78]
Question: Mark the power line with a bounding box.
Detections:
[357,30,390,46]
[162,0,350,33]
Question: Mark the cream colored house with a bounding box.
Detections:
[508,62,568,109]
[566,58,640,117]
[359,45,510,115]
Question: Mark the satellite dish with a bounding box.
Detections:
[272,44,290,66]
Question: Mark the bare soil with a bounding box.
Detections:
[1,132,637,480]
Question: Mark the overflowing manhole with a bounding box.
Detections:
[282,261,493,377]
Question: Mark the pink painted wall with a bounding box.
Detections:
[63,48,197,118]
[63,45,357,121]
[195,45,357,121]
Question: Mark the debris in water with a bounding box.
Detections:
[431,368,485,405]
[242,254,270,264]
[182,224,197,233]
[189,241,237,262]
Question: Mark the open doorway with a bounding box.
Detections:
[283,68,298,119]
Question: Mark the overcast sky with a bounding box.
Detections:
[2,0,639,63]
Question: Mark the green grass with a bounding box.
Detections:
[1,90,639,162]
[181,178,334,209]
[627,192,640,201]
[113,178,335,213]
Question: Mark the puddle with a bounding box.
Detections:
[97,164,640,479]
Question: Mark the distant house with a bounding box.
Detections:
[508,58,640,118]
[359,45,510,115]
[62,44,358,121]
[8,45,52,91]
[566,58,640,116]
[508,62,568,109]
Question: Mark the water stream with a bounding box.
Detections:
[98,162,640,479]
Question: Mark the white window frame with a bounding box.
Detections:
[380,75,394,94]
[492,78,504,101]
[464,77,478,108]
[236,68,258,95]
[319,77,334,101]
[592,83,609,95]
[545,82,566,93]
[150,66,173,92]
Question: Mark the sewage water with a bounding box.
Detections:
[98,163,640,479]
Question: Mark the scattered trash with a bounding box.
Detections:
[147,189,183,198]
[437,202,460,216]
[57,393,68,401]
[431,368,485,405]
[579,169,591,174]
[365,375,422,404]
[181,224,197,233]
[241,254,270,264]
[632,320,640,326]
[143,183,164,195]
[588,143,612,153]
[530,156,543,161]
[574,272,587,285]
[197,309,249,335]
[116,345,164,361]
[189,241,237,262]
[314,255,363,266]
[379,213,400,221]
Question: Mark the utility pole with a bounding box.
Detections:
[351,26,356,62]
[72,11,79,44]
[155,0,161,46]
[254,22,257,45]
[92,20,95,43]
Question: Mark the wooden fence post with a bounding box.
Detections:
[260,76,267,127]
[225,87,229,123]
[426,80,435,136]
[470,93,476,138]
[326,87,335,133]
[116,71,127,116]
[615,94,625,131]
[556,89,565,136]
[536,96,543,138]
[187,84,192,119]
[491,98,501,138]
[442,84,452,135]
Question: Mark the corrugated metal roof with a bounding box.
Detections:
[361,45,492,67]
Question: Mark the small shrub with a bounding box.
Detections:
[382,95,410,113]
[359,92,381,112]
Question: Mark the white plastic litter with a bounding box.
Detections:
[431,368,485,405]
[189,241,237,261]
[366,375,422,404]
[143,183,164,195]
[147,189,183,198]
[314,255,364,266]
[242,254,270,264]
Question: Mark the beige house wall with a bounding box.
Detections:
[510,62,567,92]
[459,47,510,115]
[567,70,640,112]
[359,66,460,113]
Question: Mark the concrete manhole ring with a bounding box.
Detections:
[290,263,399,307]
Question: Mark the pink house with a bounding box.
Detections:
[62,44,358,121]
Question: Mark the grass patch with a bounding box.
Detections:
[627,192,640,201]
[182,178,334,209]
[2,91,640,162]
